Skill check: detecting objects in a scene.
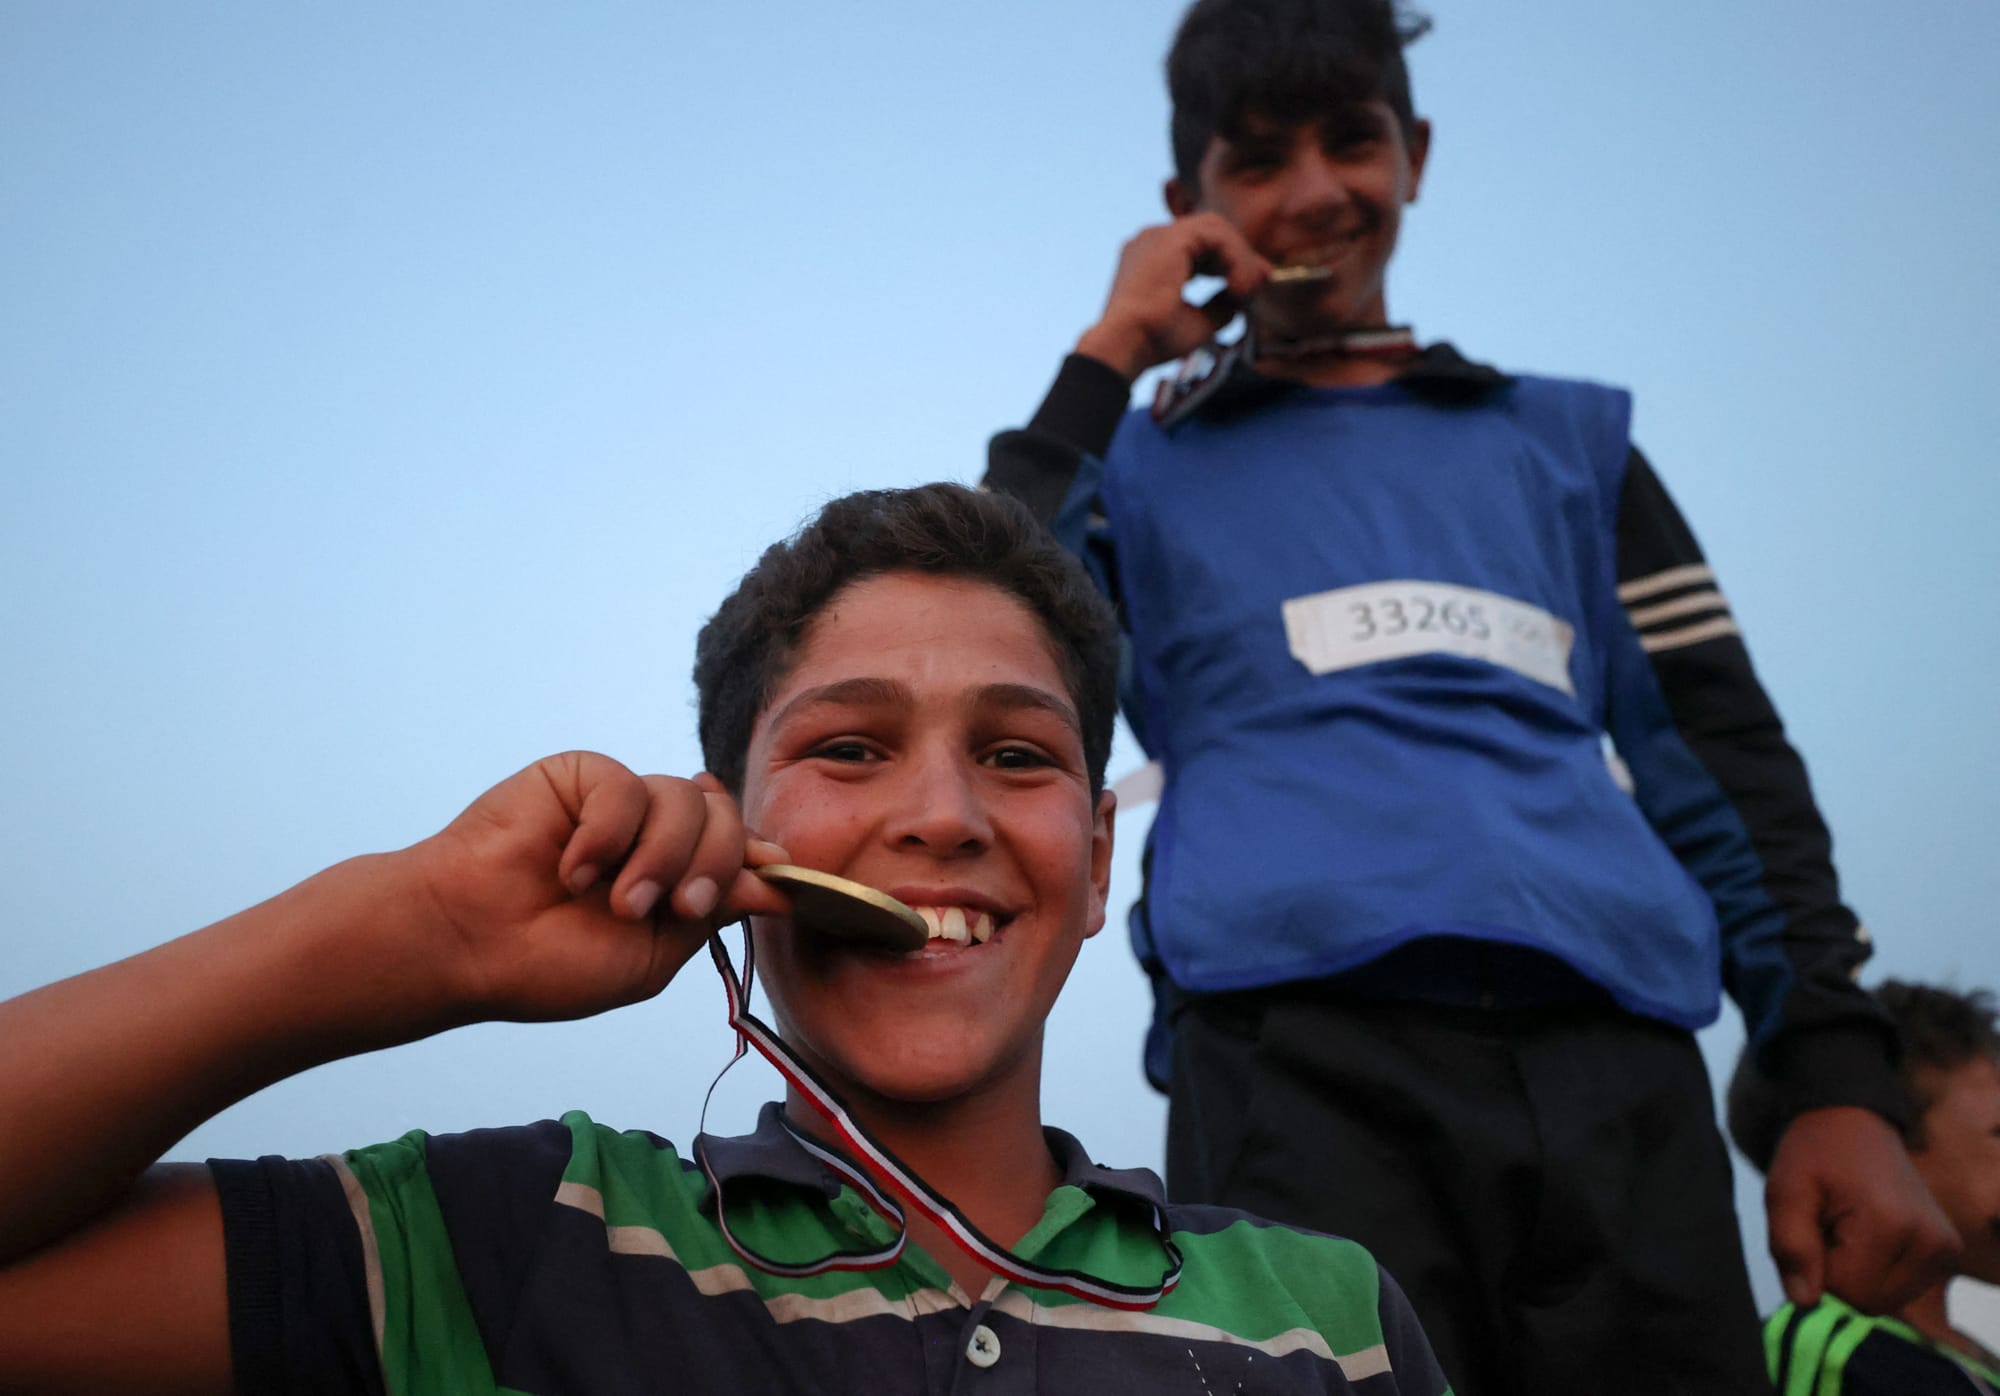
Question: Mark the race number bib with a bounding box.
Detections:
[1281,580,1576,696]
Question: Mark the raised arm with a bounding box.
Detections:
[984,210,1267,530]
[0,754,786,1393]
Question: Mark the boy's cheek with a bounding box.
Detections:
[739,781,856,863]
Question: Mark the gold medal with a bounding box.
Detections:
[756,865,930,952]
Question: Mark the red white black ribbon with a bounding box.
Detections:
[696,925,1184,1310]
[1251,323,1419,362]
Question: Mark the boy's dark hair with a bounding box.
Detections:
[1727,980,2000,1171]
[1168,0,1432,189]
[694,483,1120,800]
[1877,980,2000,1142]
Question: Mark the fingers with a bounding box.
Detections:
[724,867,795,922]
[1765,1106,1963,1314]
[555,756,655,902]
[602,778,732,922]
[1821,1187,1961,1313]
[687,772,794,918]
[1765,1168,1828,1308]
[1084,214,1273,378]
[1179,211,1270,297]
[554,763,756,924]
[1133,214,1267,323]
[560,764,799,928]
[744,837,790,867]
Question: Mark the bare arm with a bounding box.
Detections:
[0,755,788,1392]
[0,1166,231,1395]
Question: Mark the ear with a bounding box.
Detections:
[1164,177,1197,219]
[1084,790,1116,940]
[1404,118,1432,203]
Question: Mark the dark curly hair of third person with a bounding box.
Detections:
[1729,980,2000,1170]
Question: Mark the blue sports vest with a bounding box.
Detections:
[1101,374,1723,1027]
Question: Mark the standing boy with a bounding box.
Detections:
[0,484,1447,1394]
[983,1,1953,1391]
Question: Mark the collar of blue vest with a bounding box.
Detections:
[1154,339,1515,429]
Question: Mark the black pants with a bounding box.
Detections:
[1166,990,1771,1396]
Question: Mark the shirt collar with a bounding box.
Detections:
[695,1101,1169,1214]
[1156,337,1514,428]
[1400,341,1515,395]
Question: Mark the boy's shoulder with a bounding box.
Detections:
[1764,1297,2000,1394]
[1148,1195,1445,1392]
[1152,1191,1391,1318]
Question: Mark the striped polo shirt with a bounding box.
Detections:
[211,1102,1447,1394]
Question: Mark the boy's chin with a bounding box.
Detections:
[1254,288,1377,340]
[796,1026,1028,1110]
[1260,309,1354,341]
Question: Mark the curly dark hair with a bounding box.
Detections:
[1728,980,2000,1170]
[1878,980,2000,1143]
[693,483,1120,799]
[1168,0,1431,189]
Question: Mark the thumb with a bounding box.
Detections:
[1767,1175,1827,1308]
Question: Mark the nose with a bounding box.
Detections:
[1279,146,1351,226]
[883,740,992,857]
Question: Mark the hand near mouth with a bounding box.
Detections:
[1077,211,1271,381]
[410,755,796,1024]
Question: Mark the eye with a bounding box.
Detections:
[808,739,879,764]
[1320,118,1384,158]
[984,744,1055,771]
[1233,150,1282,173]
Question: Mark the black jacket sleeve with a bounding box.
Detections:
[1608,448,1903,1130]
[984,353,1135,621]
[983,353,1130,525]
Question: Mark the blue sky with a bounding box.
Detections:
[5,0,1997,1318]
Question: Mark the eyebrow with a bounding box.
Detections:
[765,677,909,732]
[765,676,1082,739]
[975,682,1083,739]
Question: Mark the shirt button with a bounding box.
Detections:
[965,1323,1001,1368]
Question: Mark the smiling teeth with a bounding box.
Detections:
[914,907,995,945]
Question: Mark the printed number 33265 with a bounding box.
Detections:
[1349,595,1489,642]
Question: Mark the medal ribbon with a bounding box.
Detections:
[695,925,1184,1310]
[1250,323,1419,362]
